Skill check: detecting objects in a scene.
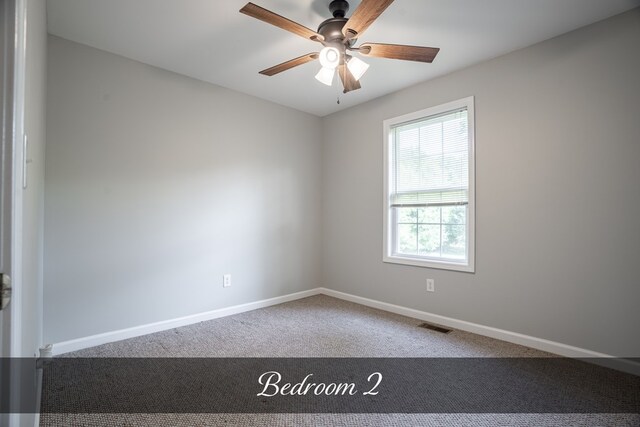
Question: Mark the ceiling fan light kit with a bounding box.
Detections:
[319,47,340,69]
[240,0,440,94]
[316,46,340,86]
[315,66,336,86]
[346,55,370,81]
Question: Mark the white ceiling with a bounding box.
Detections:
[47,0,639,116]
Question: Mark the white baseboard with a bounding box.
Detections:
[319,288,640,376]
[49,286,639,376]
[50,288,322,356]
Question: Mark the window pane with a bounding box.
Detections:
[397,224,418,254]
[442,206,466,225]
[397,207,418,224]
[442,225,466,259]
[418,225,441,256]
[419,207,440,224]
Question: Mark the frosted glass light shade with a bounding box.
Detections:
[319,47,340,69]
[315,67,335,86]
[347,56,370,81]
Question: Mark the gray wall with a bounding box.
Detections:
[21,0,46,357]
[322,9,640,356]
[45,36,322,344]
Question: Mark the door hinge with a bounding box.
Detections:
[0,273,11,310]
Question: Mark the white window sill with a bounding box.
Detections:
[383,254,475,273]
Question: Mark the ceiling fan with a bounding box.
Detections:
[240,0,440,94]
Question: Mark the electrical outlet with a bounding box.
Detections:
[223,274,231,288]
[426,278,435,292]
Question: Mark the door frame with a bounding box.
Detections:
[1,0,27,425]
[0,0,16,362]
[1,0,26,359]
[11,0,26,361]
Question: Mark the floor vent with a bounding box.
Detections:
[418,322,452,334]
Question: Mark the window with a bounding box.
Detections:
[383,97,475,272]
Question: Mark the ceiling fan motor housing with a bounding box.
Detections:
[318,18,347,42]
[319,0,355,50]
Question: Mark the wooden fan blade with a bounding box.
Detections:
[259,53,319,76]
[342,0,395,39]
[240,3,324,42]
[338,64,361,93]
[359,43,440,62]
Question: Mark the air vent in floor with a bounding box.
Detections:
[418,322,452,334]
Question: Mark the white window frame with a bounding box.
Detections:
[383,96,475,273]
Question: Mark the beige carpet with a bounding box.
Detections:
[40,295,640,426]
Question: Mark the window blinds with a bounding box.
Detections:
[390,108,469,208]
